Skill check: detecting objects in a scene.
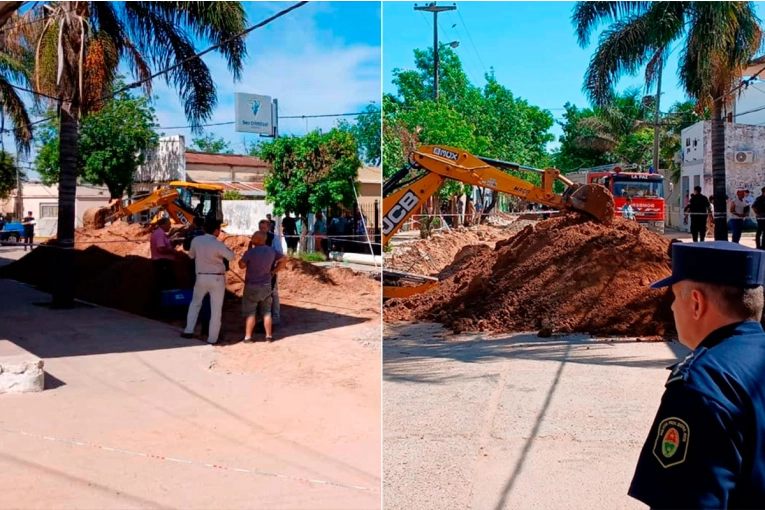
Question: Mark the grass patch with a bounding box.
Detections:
[293,252,327,263]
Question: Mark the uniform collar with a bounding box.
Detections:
[698,320,764,350]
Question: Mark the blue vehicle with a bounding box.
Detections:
[0,221,24,244]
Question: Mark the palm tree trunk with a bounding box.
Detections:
[711,102,728,241]
[52,107,79,307]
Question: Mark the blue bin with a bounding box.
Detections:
[161,289,193,307]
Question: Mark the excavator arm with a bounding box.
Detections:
[382,145,615,298]
[83,182,225,229]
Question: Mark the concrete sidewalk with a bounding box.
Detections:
[0,279,380,510]
[383,323,689,510]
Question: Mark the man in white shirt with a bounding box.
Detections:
[729,190,748,244]
[182,218,235,344]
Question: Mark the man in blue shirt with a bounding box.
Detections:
[628,241,765,509]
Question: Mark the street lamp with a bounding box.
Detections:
[448,40,460,48]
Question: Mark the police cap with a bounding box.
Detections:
[650,241,765,289]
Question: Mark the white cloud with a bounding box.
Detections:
[149,3,381,151]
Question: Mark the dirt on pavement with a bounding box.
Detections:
[385,214,676,339]
[0,222,381,342]
[385,220,537,277]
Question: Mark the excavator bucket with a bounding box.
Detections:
[82,206,111,229]
[566,184,615,225]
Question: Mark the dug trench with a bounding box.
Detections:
[0,223,381,343]
[384,214,679,339]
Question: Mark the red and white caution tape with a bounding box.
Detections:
[0,425,378,493]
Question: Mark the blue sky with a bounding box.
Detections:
[152,1,381,152]
[383,1,765,150]
[11,1,381,173]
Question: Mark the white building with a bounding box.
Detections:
[0,182,111,238]
[675,57,765,231]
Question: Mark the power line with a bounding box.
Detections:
[456,9,487,75]
[445,9,483,84]
[158,111,369,130]
[112,1,309,100]
[4,2,309,106]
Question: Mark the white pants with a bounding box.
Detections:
[185,274,225,343]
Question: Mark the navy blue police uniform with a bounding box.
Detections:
[628,241,765,509]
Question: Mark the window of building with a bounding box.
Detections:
[40,203,58,218]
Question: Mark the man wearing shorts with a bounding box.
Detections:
[238,230,286,343]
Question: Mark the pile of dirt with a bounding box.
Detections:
[0,223,380,324]
[386,220,537,276]
[384,214,676,338]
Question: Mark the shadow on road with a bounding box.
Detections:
[0,278,370,359]
[384,323,689,385]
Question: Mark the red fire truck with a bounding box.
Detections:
[567,164,665,233]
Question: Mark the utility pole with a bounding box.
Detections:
[414,2,456,100]
[652,60,662,178]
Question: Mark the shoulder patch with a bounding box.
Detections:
[665,348,707,386]
[652,417,690,468]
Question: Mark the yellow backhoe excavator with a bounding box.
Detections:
[383,145,616,299]
[83,181,225,229]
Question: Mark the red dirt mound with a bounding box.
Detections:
[384,214,676,338]
[1,223,380,326]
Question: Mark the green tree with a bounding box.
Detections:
[0,150,23,199]
[574,1,763,240]
[339,103,381,166]
[385,46,555,201]
[553,102,614,172]
[17,1,248,306]
[190,133,233,154]
[257,128,361,251]
[36,90,159,199]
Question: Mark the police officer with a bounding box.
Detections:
[628,241,765,509]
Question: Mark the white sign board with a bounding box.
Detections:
[235,93,273,135]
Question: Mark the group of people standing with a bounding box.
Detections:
[684,186,765,247]
[149,215,285,345]
[280,210,369,258]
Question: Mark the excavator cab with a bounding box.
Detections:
[173,183,224,223]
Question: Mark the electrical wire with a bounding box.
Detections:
[456,9,487,75]
[157,111,370,130]
[3,2,309,105]
[110,1,309,100]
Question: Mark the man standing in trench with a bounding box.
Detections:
[628,241,765,509]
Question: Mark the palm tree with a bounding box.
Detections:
[574,88,649,154]
[10,2,248,306]
[573,1,763,240]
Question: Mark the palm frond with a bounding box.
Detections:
[135,1,247,80]
[572,1,651,48]
[124,2,216,130]
[680,2,763,107]
[582,2,686,106]
[0,76,33,152]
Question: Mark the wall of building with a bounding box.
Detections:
[185,165,265,183]
[134,136,186,193]
[679,121,765,231]
[733,82,765,126]
[8,183,111,238]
